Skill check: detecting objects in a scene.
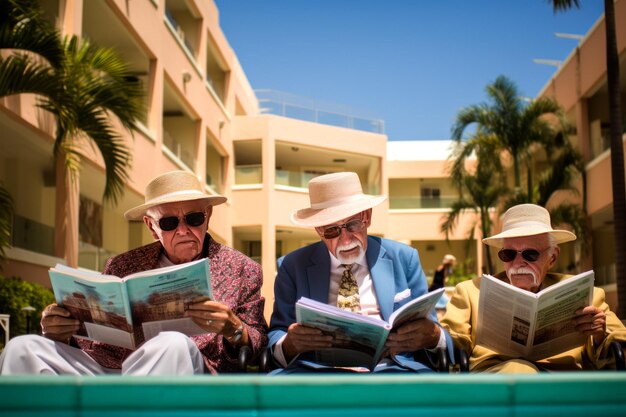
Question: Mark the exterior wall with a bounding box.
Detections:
[0,0,258,285]
[537,0,626,302]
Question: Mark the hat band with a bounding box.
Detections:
[147,189,206,204]
[504,219,553,232]
[310,193,367,210]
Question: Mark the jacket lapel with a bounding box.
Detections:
[366,237,395,321]
[307,242,331,304]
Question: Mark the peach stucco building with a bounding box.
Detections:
[1,0,624,317]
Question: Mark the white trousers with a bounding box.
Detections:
[0,331,205,375]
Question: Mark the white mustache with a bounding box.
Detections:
[507,267,537,286]
[336,242,363,264]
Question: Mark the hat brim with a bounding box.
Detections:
[124,194,227,220]
[482,227,576,248]
[290,195,387,227]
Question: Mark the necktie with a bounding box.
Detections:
[337,264,360,312]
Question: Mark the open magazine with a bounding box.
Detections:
[295,287,444,370]
[49,258,213,350]
[476,270,594,360]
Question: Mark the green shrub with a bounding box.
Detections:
[0,275,55,348]
[447,258,477,287]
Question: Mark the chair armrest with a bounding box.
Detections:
[437,347,450,372]
[610,341,625,371]
[237,345,252,372]
[454,346,470,373]
[258,348,271,373]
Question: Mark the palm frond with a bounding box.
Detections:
[0,183,14,264]
[549,0,581,13]
[0,0,63,67]
[0,55,58,98]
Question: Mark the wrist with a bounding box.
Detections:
[224,320,245,345]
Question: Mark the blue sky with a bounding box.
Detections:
[215,1,604,141]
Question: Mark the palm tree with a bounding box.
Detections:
[0,0,144,266]
[504,135,590,261]
[450,76,588,273]
[451,75,568,195]
[548,0,626,327]
[442,134,510,274]
[42,35,144,204]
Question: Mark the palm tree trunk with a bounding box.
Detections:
[480,208,494,274]
[604,0,626,317]
[513,156,521,194]
[53,153,79,267]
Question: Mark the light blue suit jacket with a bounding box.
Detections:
[269,236,454,372]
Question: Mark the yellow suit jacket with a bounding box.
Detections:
[441,272,626,371]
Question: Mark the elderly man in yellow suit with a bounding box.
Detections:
[441,204,626,372]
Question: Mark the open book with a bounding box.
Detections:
[49,258,212,350]
[295,287,444,370]
[476,270,594,360]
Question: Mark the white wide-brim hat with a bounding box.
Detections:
[124,170,226,220]
[290,172,386,227]
[482,204,576,248]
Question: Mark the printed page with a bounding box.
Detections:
[124,259,213,344]
[388,287,444,329]
[49,268,134,347]
[296,297,389,369]
[528,270,594,360]
[142,317,207,341]
[82,323,135,350]
[476,274,538,357]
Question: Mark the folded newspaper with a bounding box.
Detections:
[476,270,594,360]
[295,287,444,370]
[49,258,213,349]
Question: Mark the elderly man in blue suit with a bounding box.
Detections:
[269,172,453,373]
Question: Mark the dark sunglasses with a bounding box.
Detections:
[321,218,365,239]
[498,248,542,263]
[155,211,206,231]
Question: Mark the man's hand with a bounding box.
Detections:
[282,323,333,362]
[573,306,607,345]
[41,304,80,344]
[385,318,440,355]
[186,298,247,345]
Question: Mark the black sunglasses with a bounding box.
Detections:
[155,211,206,231]
[321,218,365,239]
[498,248,542,263]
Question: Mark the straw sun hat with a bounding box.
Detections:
[124,170,227,220]
[482,204,576,248]
[290,172,387,227]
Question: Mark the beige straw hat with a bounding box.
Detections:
[482,204,576,248]
[124,170,226,220]
[443,254,457,265]
[290,172,386,227]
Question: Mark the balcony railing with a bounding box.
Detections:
[11,214,55,256]
[275,169,315,188]
[389,196,457,210]
[235,165,262,185]
[78,241,117,272]
[164,7,194,56]
[256,89,384,134]
[163,130,196,169]
[234,166,379,194]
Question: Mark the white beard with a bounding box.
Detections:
[336,241,365,265]
[506,266,538,287]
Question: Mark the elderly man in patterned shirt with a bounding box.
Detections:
[0,170,267,375]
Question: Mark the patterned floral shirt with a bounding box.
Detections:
[75,234,267,373]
